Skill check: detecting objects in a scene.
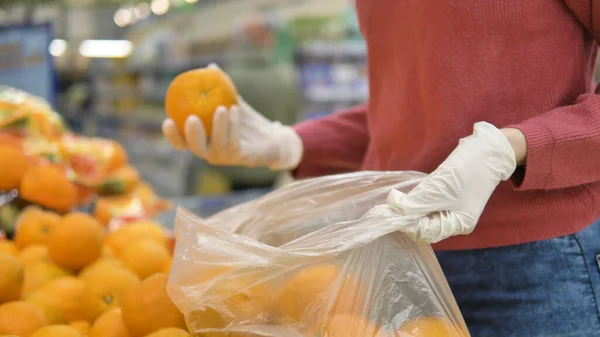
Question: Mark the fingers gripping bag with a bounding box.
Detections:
[168,172,471,337]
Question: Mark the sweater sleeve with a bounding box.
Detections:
[292,104,370,179]
[508,0,600,190]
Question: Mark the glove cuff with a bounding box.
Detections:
[269,124,304,171]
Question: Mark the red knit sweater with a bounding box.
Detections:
[293,0,600,250]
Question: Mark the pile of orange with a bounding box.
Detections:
[175,262,468,337]
[0,203,468,337]
[0,85,169,225]
[0,207,189,337]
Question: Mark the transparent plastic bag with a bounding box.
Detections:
[168,171,470,337]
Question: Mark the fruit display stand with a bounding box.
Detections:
[0,86,201,337]
[291,12,368,121]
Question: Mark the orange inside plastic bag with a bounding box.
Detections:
[168,172,470,337]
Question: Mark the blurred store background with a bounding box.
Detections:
[0,0,367,203]
[3,0,599,205]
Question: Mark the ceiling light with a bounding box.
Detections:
[49,39,67,57]
[114,8,133,27]
[150,0,170,16]
[79,40,133,58]
[135,2,151,19]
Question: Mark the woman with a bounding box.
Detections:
[163,1,600,336]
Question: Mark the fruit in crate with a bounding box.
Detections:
[165,66,238,135]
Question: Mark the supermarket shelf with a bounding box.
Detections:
[127,52,227,75]
[296,40,367,59]
[304,86,368,103]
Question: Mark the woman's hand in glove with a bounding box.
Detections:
[162,68,303,171]
[387,122,519,243]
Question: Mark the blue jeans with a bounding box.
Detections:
[436,219,600,337]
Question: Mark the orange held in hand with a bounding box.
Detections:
[165,66,238,136]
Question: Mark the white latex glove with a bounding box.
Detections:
[162,66,303,171]
[386,122,517,243]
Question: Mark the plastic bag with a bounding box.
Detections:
[168,171,470,337]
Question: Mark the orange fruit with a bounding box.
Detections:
[89,308,130,337]
[80,263,140,309]
[78,258,125,279]
[0,301,47,336]
[145,328,191,337]
[165,67,238,136]
[0,144,28,191]
[19,165,78,213]
[25,290,65,324]
[101,245,115,259]
[47,213,104,271]
[0,241,18,257]
[321,314,385,337]
[277,264,359,321]
[32,277,106,323]
[105,221,167,256]
[396,317,469,337]
[185,307,228,337]
[93,197,122,227]
[179,267,272,336]
[121,273,186,337]
[69,320,90,336]
[18,245,50,268]
[22,261,70,296]
[106,141,128,172]
[162,258,172,274]
[222,276,274,320]
[30,325,81,337]
[119,239,170,279]
[14,207,61,249]
[0,253,23,303]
